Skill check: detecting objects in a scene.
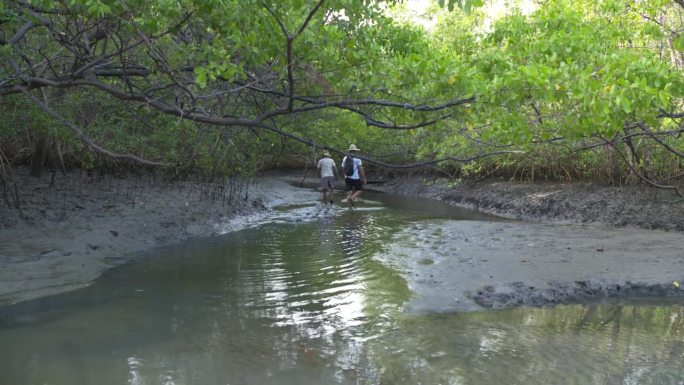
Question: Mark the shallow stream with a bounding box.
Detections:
[1,191,684,384]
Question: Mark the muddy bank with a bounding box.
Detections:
[0,169,318,306]
[372,177,684,231]
[367,176,684,311]
[377,220,684,312]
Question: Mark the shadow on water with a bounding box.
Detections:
[2,188,684,384]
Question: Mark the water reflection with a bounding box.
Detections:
[368,304,684,384]
[6,300,683,385]
[341,211,363,257]
[1,194,684,384]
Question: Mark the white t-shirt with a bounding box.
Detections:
[341,156,362,180]
[317,157,337,178]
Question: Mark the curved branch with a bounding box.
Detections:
[262,2,290,38]
[262,0,327,109]
[240,80,476,111]
[262,2,296,111]
[295,0,326,38]
[18,74,517,169]
[638,123,684,159]
[6,21,36,45]
[247,82,475,128]
[2,10,52,46]
[354,150,527,169]
[658,110,684,119]
[360,114,447,130]
[251,121,525,168]
[19,87,175,167]
[601,136,683,198]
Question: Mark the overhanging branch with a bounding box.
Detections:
[600,135,683,197]
[19,87,175,167]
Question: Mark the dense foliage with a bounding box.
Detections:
[1,0,683,192]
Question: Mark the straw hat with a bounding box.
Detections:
[322,150,330,157]
[347,144,360,151]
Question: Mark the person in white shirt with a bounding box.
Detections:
[317,150,339,205]
[341,144,366,206]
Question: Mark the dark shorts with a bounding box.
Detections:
[345,177,363,191]
[320,176,335,191]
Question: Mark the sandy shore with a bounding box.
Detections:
[1,169,683,310]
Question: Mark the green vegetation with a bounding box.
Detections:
[1,0,683,193]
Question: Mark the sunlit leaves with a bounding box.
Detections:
[396,0,684,177]
[459,0,680,139]
[438,0,484,13]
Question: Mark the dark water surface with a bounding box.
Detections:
[1,192,684,384]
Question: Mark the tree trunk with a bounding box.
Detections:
[30,134,48,177]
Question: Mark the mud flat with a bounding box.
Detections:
[0,169,319,306]
[371,176,684,311]
[378,220,684,312]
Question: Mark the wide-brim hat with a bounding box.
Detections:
[347,144,360,151]
[322,150,330,157]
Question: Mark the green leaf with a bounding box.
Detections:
[194,68,207,88]
[674,36,684,52]
[658,90,670,106]
[619,96,632,114]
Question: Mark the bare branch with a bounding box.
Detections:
[295,0,326,38]
[242,121,525,169]
[238,80,476,111]
[262,2,290,38]
[18,87,175,167]
[355,151,526,169]
[8,21,35,45]
[638,123,684,158]
[601,136,683,197]
[658,110,684,119]
[262,2,297,111]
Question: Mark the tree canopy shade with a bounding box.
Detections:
[1,0,683,192]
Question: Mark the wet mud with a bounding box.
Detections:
[1,169,683,311]
[0,169,319,305]
[373,176,684,231]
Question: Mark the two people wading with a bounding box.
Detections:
[317,144,367,207]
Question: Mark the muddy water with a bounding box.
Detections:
[1,192,684,385]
